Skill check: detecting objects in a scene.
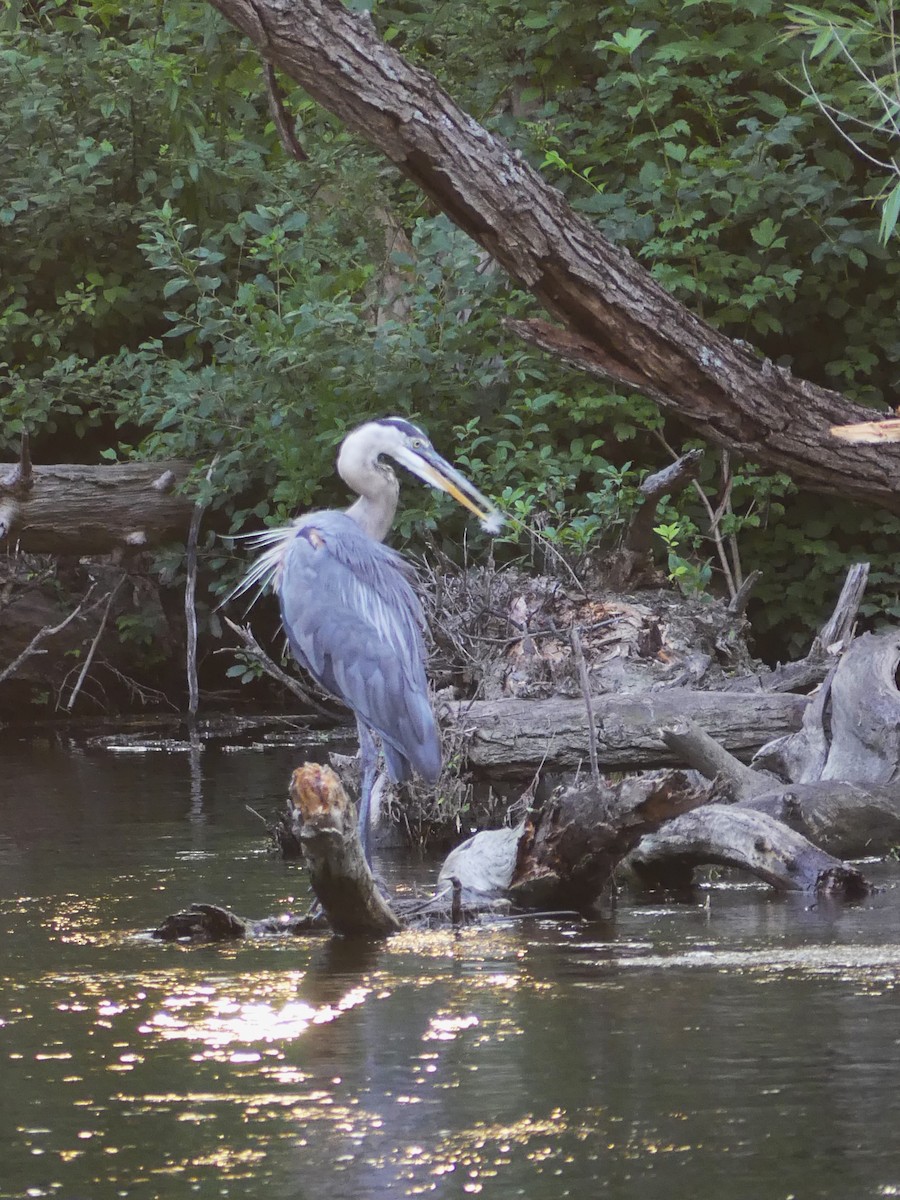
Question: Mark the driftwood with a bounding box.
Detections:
[753,630,900,790]
[148,566,891,938]
[629,806,871,896]
[437,563,869,791]
[440,771,705,911]
[204,0,900,511]
[155,768,713,939]
[639,631,900,867]
[0,448,194,555]
[152,753,872,944]
[734,562,870,695]
[738,783,900,860]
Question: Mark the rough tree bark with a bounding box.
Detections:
[0,447,194,555]
[447,689,807,776]
[204,0,900,510]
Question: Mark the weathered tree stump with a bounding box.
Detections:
[288,764,402,936]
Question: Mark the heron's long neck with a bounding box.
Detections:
[338,437,399,542]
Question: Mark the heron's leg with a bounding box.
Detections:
[356,718,379,863]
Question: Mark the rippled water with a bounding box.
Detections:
[2,726,900,1199]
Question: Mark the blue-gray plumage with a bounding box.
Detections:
[233,417,503,861]
[278,509,441,785]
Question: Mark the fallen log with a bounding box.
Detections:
[643,630,900,861]
[0,452,194,555]
[447,689,807,776]
[739,783,900,860]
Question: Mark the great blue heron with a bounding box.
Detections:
[233,417,502,859]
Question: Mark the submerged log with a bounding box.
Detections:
[435,771,705,909]
[506,771,705,911]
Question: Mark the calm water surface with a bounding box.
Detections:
[2,724,900,1200]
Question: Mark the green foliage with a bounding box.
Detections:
[3,0,900,658]
[785,3,900,243]
[653,520,713,595]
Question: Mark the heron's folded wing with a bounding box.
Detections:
[277,512,440,780]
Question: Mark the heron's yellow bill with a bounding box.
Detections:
[396,446,505,534]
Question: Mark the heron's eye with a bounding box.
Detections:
[411,438,425,450]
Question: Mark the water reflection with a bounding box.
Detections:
[3,729,900,1199]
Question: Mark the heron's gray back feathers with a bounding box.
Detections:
[277,511,441,784]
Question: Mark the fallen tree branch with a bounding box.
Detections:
[63,576,125,711]
[728,562,869,694]
[660,717,778,801]
[221,616,338,718]
[215,0,900,513]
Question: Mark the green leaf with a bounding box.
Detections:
[879,181,900,245]
[750,217,781,248]
[162,276,191,299]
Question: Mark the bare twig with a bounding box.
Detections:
[654,432,740,598]
[463,615,621,649]
[570,624,601,793]
[263,61,309,162]
[64,577,125,711]
[0,583,101,686]
[185,460,218,717]
[98,662,178,710]
[221,616,338,717]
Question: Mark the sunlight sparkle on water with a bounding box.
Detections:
[139,977,371,1053]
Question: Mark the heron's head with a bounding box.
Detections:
[342,417,504,534]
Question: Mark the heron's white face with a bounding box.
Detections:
[338,417,503,532]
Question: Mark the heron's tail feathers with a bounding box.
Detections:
[383,724,442,787]
[220,522,299,612]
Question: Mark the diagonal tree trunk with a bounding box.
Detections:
[205,0,900,511]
